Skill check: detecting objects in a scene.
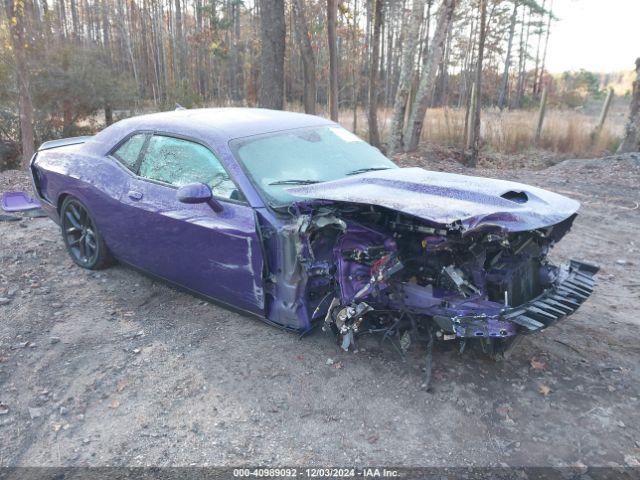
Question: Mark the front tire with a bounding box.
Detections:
[60,196,113,270]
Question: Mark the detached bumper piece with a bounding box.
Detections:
[501,260,599,333]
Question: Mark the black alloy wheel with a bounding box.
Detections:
[60,197,113,269]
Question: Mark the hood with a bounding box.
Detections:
[287,167,580,233]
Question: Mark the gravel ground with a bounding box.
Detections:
[1,154,639,469]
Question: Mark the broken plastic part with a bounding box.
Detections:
[1,191,41,212]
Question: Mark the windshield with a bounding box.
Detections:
[230,126,397,206]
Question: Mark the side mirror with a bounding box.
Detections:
[176,182,223,213]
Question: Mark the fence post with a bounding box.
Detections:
[535,86,548,143]
[594,88,614,138]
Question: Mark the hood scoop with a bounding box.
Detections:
[501,190,528,204]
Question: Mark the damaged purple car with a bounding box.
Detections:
[30,108,597,373]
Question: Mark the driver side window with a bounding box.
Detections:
[138,135,241,201]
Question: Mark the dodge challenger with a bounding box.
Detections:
[29,108,597,376]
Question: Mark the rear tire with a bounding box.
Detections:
[60,196,113,270]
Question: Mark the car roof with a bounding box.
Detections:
[90,108,336,153]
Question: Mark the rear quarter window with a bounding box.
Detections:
[113,134,147,171]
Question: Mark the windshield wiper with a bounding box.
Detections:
[268,179,321,186]
[346,167,391,176]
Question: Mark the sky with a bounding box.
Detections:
[545,0,639,73]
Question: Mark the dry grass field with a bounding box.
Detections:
[335,104,626,159]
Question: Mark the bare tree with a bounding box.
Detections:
[404,0,457,152]
[4,0,35,165]
[69,0,80,39]
[468,0,487,167]
[259,0,285,109]
[512,5,530,109]
[174,0,184,80]
[348,0,360,132]
[229,0,243,101]
[367,0,383,148]
[531,0,545,96]
[497,1,518,110]
[293,0,316,114]
[618,58,640,153]
[537,0,554,94]
[327,0,339,120]
[388,0,424,154]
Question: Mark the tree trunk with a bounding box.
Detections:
[229,0,243,101]
[246,2,260,105]
[209,0,217,30]
[367,0,383,148]
[259,0,285,109]
[534,86,548,143]
[435,26,452,107]
[383,1,395,107]
[388,0,424,155]
[618,58,640,153]
[5,0,35,166]
[531,0,546,96]
[105,103,114,126]
[57,0,67,39]
[40,0,51,40]
[538,0,553,95]
[292,0,316,114]
[404,0,456,152]
[195,0,205,98]
[497,1,518,110]
[174,0,185,84]
[513,6,530,109]
[457,10,475,108]
[419,0,433,78]
[62,99,73,137]
[70,0,80,40]
[415,0,432,107]
[364,0,372,83]
[468,0,487,167]
[117,14,139,92]
[351,0,360,133]
[327,0,339,121]
[101,0,110,51]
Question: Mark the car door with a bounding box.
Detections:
[116,134,264,315]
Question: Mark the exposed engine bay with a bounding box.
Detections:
[266,201,598,381]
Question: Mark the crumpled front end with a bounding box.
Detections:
[431,260,598,338]
[284,200,596,369]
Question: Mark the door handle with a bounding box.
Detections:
[128,190,143,200]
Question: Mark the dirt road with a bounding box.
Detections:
[1,154,639,468]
